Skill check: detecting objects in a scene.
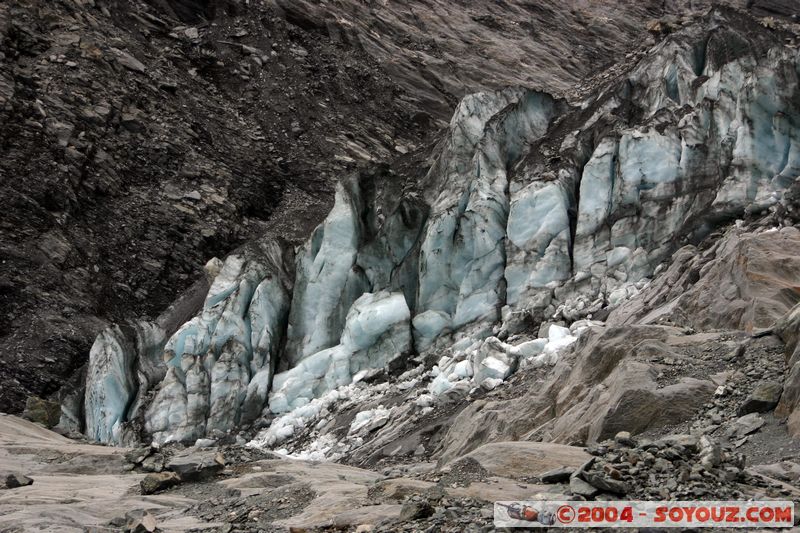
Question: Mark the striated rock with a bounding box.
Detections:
[437,326,718,461]
[610,228,800,332]
[450,441,590,481]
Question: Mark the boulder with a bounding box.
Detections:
[22,396,61,428]
[737,381,783,415]
[448,441,589,480]
[725,413,765,438]
[124,510,157,533]
[540,466,574,484]
[167,449,225,481]
[584,472,628,494]
[398,499,434,521]
[140,471,181,494]
[437,326,718,462]
[610,228,800,333]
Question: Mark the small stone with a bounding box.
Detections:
[399,500,434,521]
[614,431,635,447]
[4,473,34,489]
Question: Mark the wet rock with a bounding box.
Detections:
[4,473,33,489]
[737,381,783,415]
[140,471,181,494]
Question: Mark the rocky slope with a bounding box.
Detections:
[4,0,793,416]
[3,2,800,533]
[64,6,800,449]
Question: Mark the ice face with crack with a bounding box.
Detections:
[84,322,165,445]
[269,291,411,413]
[416,89,560,346]
[284,175,369,367]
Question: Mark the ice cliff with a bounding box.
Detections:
[70,9,800,445]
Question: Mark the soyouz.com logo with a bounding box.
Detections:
[494,500,795,528]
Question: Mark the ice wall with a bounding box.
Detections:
[76,9,800,445]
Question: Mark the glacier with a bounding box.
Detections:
[72,9,800,445]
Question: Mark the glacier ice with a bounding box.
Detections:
[269,290,411,413]
[74,11,800,446]
[284,175,369,367]
[143,240,292,444]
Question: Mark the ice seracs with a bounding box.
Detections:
[269,290,411,414]
[75,9,800,447]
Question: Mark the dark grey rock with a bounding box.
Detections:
[541,466,574,484]
[737,381,783,415]
[399,500,434,521]
[167,450,224,481]
[584,472,629,494]
[4,473,33,489]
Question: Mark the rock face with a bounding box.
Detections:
[775,304,800,436]
[71,7,800,445]
[436,325,721,461]
[609,227,800,331]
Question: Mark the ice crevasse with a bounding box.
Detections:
[72,10,800,445]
